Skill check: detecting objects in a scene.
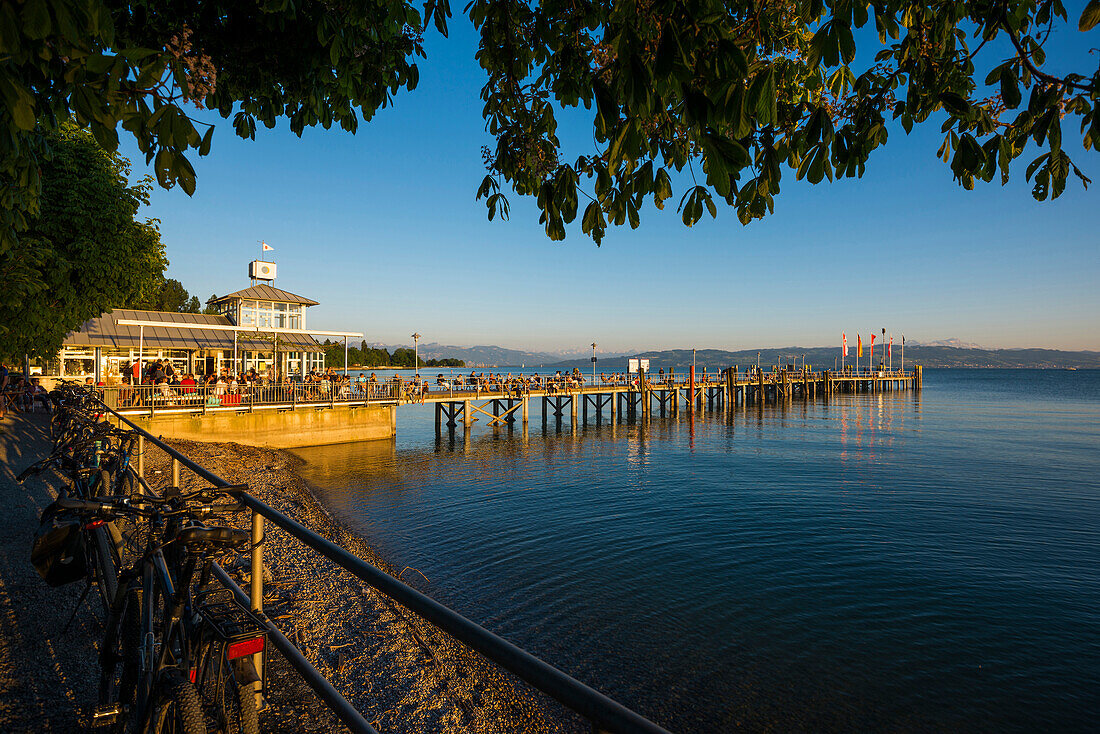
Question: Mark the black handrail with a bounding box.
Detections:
[211,564,379,734]
[101,402,671,734]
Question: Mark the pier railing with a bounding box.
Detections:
[99,382,401,414]
[98,399,670,734]
[100,369,915,414]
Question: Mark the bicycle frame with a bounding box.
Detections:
[104,515,264,732]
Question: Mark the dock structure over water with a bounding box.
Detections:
[425,365,923,433]
[98,366,921,446]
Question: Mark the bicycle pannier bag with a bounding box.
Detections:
[30,503,88,587]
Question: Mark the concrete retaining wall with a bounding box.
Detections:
[118,404,396,448]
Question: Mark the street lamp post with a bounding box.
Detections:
[881,327,886,369]
[411,332,421,378]
[591,342,597,386]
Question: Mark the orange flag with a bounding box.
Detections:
[857,334,863,358]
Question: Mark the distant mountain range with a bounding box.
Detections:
[537,346,1100,371]
[366,341,1099,370]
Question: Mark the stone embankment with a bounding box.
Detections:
[0,412,571,733]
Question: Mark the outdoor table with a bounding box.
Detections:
[2,390,23,413]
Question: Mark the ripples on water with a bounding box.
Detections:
[293,370,1100,732]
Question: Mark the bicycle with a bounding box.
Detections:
[23,441,127,615]
[57,486,266,734]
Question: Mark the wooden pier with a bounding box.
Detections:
[424,366,923,433]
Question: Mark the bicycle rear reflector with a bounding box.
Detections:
[227,637,265,659]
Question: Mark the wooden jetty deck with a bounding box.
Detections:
[99,366,921,444]
[422,366,923,431]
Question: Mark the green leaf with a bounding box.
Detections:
[90,121,119,152]
[198,125,214,156]
[176,153,196,196]
[154,148,173,189]
[0,77,36,130]
[837,24,856,64]
[807,146,826,184]
[749,68,777,126]
[1000,67,1021,109]
[627,200,639,229]
[1080,0,1100,31]
[21,0,51,40]
[654,24,678,79]
[581,201,605,241]
[653,168,673,209]
[706,133,751,168]
[593,80,619,130]
[938,92,970,115]
[607,122,632,169]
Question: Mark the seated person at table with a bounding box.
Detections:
[26,378,52,413]
[180,373,197,394]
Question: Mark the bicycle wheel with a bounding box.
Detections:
[89,524,121,617]
[199,645,259,734]
[50,409,65,441]
[99,587,141,734]
[150,673,207,734]
[110,469,149,571]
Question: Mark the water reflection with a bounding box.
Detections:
[297,390,921,528]
[290,374,1099,733]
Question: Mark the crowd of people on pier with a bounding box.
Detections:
[109,359,382,407]
[97,361,723,408]
[1,357,738,415]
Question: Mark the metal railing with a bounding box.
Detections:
[100,370,917,413]
[100,400,670,734]
[100,382,401,414]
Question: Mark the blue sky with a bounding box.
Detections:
[119,15,1099,353]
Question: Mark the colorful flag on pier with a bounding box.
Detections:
[843,333,848,356]
[857,335,862,357]
[262,242,274,251]
[870,333,876,362]
[889,337,893,357]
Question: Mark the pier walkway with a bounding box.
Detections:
[420,367,922,431]
[99,366,921,434]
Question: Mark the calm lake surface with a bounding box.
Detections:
[292,369,1100,732]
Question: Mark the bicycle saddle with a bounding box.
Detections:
[176,525,250,550]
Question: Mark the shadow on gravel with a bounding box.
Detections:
[0,413,103,732]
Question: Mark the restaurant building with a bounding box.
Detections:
[58,283,329,383]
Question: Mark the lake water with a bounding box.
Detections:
[292,370,1100,732]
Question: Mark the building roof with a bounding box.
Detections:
[62,310,325,353]
[207,284,319,306]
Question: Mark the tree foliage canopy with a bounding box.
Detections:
[0,125,165,359]
[2,0,1097,247]
[125,276,203,313]
[320,341,465,368]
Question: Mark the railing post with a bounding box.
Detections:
[250,509,265,708]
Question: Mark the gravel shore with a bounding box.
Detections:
[140,437,576,734]
[0,412,574,733]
